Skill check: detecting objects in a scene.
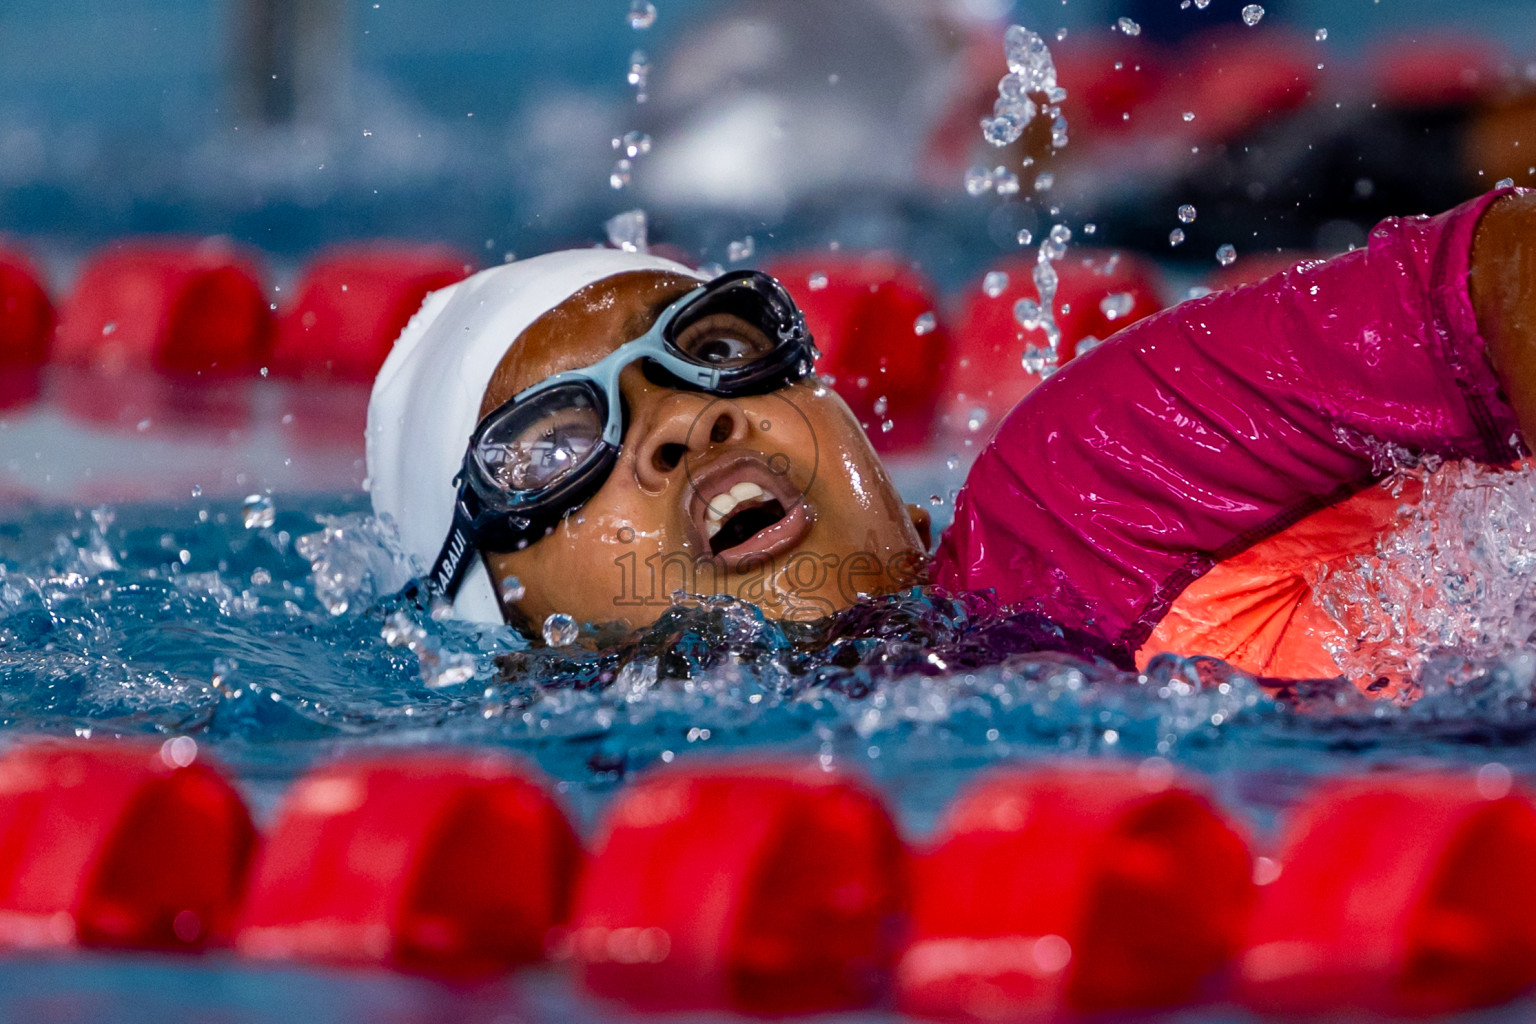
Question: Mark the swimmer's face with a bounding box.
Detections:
[477,270,931,634]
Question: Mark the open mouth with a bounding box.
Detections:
[705,483,788,556]
[687,453,814,566]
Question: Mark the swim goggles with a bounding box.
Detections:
[424,270,818,604]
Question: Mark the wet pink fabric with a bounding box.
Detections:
[932,188,1527,665]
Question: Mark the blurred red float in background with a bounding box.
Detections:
[55,240,271,379]
[51,240,272,431]
[237,753,579,977]
[946,248,1164,430]
[568,762,907,1015]
[0,245,54,409]
[1237,772,1536,1016]
[898,764,1253,1020]
[765,253,949,452]
[1371,36,1505,108]
[272,243,470,383]
[0,739,255,953]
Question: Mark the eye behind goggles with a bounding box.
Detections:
[422,270,817,606]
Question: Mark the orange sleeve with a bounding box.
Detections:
[1137,477,1426,696]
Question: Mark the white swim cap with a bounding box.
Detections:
[366,249,706,624]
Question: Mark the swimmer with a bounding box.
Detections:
[367,186,1536,691]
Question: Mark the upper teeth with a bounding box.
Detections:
[704,481,767,538]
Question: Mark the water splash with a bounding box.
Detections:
[1314,463,1536,693]
[605,209,648,253]
[13,491,1536,827]
[974,23,1073,379]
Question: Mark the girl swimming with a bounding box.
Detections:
[366,187,1535,690]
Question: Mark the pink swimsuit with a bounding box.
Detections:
[932,188,1527,667]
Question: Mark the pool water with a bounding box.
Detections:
[7,392,1536,1021]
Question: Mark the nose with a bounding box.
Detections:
[630,381,751,492]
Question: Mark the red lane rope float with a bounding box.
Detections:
[272,243,471,384]
[1236,771,1536,1016]
[52,240,272,431]
[0,245,54,410]
[269,243,469,452]
[565,762,908,1015]
[898,764,1254,1020]
[236,753,580,977]
[764,254,949,453]
[946,248,1164,434]
[0,739,255,953]
[56,240,271,379]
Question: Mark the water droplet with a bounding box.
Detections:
[880,420,895,433]
[1497,177,1516,189]
[609,158,632,190]
[808,272,828,291]
[727,236,755,262]
[190,484,203,498]
[542,612,579,647]
[1477,761,1513,800]
[914,312,937,336]
[1016,228,1034,246]
[1216,243,1237,266]
[627,49,649,96]
[1315,27,1328,41]
[1182,111,1195,122]
[424,651,477,689]
[1177,204,1197,223]
[1169,227,1186,246]
[966,407,989,432]
[1116,16,1141,35]
[983,271,1010,298]
[964,165,994,196]
[981,113,1025,148]
[627,0,656,30]
[160,736,198,769]
[993,168,1020,195]
[101,322,117,337]
[1014,298,1042,329]
[945,454,960,471]
[501,576,526,602]
[873,395,889,416]
[241,494,275,530]
[1241,4,1264,26]
[1034,171,1055,192]
[1099,292,1135,321]
[620,129,651,158]
[605,209,648,253]
[1194,0,1210,8]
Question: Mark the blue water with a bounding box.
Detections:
[7,421,1536,1019]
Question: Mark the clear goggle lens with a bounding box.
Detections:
[473,386,605,494]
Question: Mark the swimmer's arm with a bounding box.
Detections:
[1473,191,1536,440]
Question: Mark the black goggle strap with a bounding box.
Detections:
[420,474,488,606]
[424,508,479,604]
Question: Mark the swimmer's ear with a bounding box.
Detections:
[906,503,932,550]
